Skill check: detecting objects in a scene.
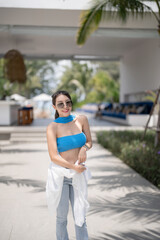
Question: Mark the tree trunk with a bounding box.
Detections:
[155,102,160,147]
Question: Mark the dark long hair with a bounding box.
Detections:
[51,90,72,119]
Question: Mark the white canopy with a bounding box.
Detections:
[32,93,51,101]
[10,94,26,101]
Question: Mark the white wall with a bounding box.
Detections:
[120,39,160,102]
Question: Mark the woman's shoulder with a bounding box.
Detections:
[74,113,88,122]
[46,121,57,133]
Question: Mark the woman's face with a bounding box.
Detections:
[53,94,72,117]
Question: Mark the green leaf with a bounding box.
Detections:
[77,0,157,45]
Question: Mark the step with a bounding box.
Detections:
[10,132,47,143]
[10,137,47,143]
[11,133,46,138]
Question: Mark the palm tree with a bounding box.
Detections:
[76,0,160,146]
[76,0,160,45]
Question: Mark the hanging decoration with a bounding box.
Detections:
[4,49,26,83]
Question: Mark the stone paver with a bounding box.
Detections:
[0,112,160,240]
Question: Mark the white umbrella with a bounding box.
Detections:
[10,94,26,101]
[32,93,51,101]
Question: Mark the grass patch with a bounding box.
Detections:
[96,130,160,189]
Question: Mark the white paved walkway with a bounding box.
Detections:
[0,112,160,240]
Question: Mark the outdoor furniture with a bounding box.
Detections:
[77,101,158,127]
[18,107,33,125]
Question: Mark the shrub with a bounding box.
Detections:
[96,130,160,189]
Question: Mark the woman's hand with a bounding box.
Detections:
[77,146,87,165]
[74,164,86,173]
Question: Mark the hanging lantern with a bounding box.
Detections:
[4,49,26,83]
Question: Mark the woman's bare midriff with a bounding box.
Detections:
[59,148,81,164]
[56,115,83,164]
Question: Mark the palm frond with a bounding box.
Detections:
[76,0,159,46]
[76,0,108,45]
[69,79,85,91]
[69,79,86,97]
[154,0,160,14]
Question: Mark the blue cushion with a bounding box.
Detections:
[19,107,33,110]
[102,111,126,119]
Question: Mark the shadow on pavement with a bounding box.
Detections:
[0,162,26,166]
[0,176,46,192]
[89,191,160,222]
[0,148,47,153]
[90,229,160,240]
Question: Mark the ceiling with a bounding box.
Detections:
[0,7,159,61]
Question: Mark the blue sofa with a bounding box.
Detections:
[77,101,153,119]
[101,101,153,120]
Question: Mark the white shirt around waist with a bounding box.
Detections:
[46,160,92,227]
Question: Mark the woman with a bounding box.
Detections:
[46,90,92,240]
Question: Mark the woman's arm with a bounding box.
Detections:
[81,114,92,150]
[46,123,86,173]
[77,115,93,163]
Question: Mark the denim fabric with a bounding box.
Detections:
[56,176,88,240]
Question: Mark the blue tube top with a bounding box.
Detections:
[57,132,86,153]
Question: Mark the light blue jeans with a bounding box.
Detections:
[56,176,88,240]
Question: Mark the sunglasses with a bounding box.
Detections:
[56,100,72,109]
